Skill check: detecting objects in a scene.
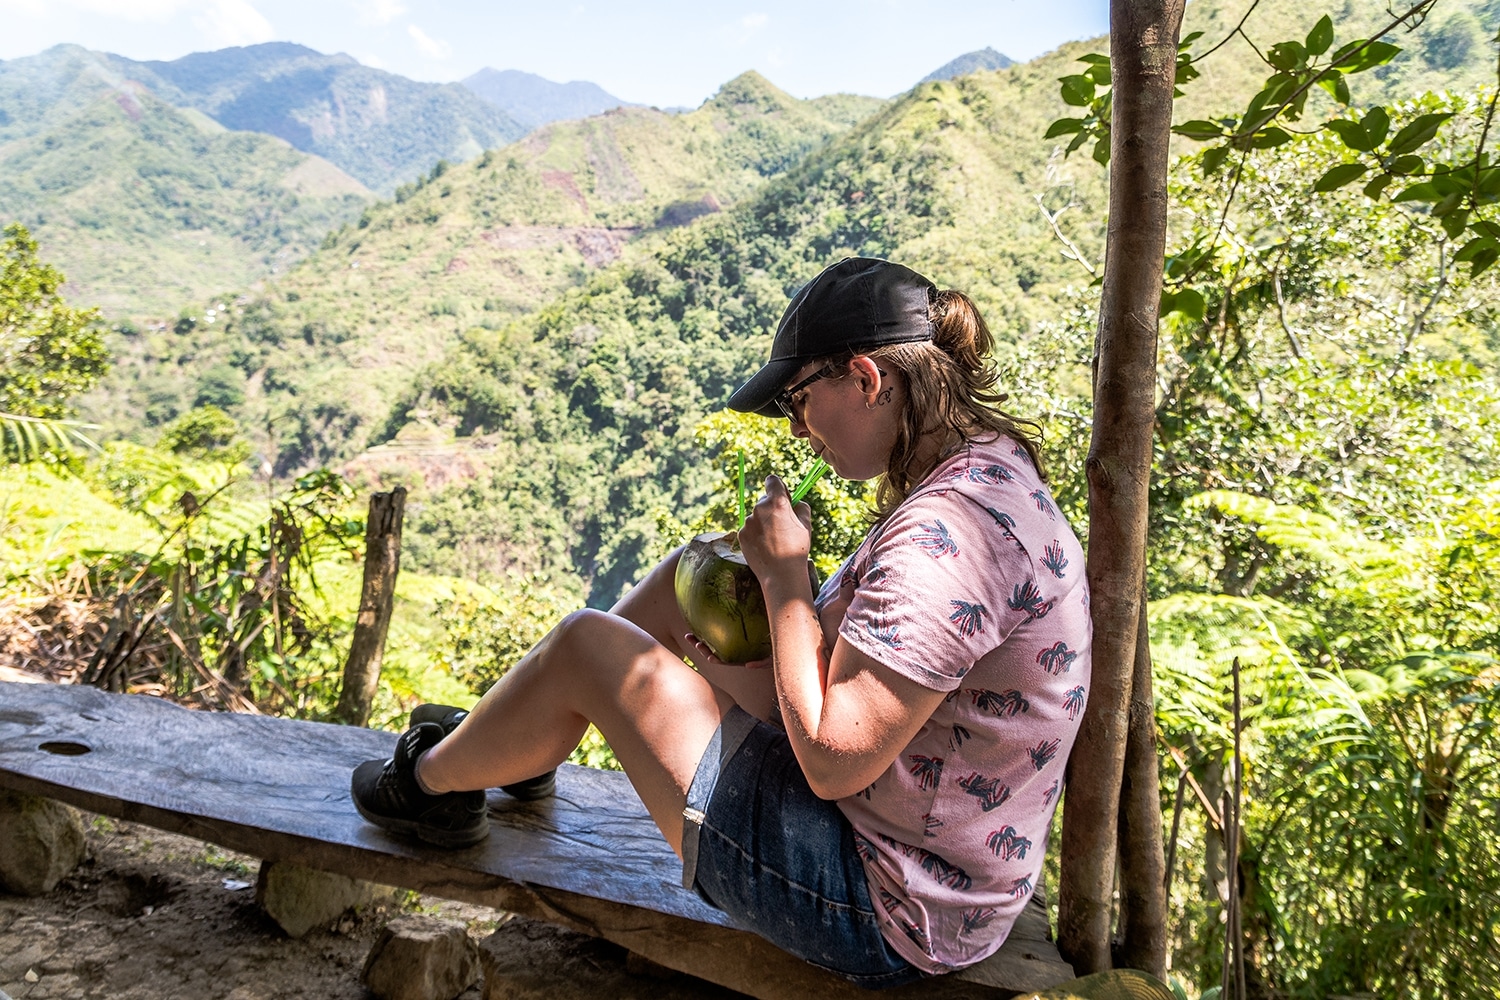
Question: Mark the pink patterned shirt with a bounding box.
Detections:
[815,435,1091,973]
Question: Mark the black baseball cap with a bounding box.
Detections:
[728,257,937,418]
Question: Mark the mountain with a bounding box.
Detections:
[463,68,633,130]
[82,72,888,457]
[919,48,1014,85]
[0,43,528,194]
[0,84,370,316]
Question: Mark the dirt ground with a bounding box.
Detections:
[0,812,741,1000]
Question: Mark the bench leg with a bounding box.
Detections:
[0,789,86,896]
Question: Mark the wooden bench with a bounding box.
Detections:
[0,681,1076,998]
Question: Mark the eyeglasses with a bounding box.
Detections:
[774,364,839,419]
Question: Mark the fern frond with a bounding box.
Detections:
[0,411,100,464]
[1186,489,1396,571]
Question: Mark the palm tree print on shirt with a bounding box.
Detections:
[1009,874,1034,898]
[916,847,973,890]
[983,507,1025,551]
[922,813,944,838]
[968,688,1030,717]
[951,464,1013,484]
[948,724,971,751]
[960,906,999,935]
[1063,685,1086,720]
[861,617,905,650]
[1008,580,1054,622]
[1030,489,1057,519]
[907,754,945,791]
[913,519,959,558]
[958,771,1013,812]
[1043,779,1060,806]
[1040,540,1069,578]
[1035,640,1077,674]
[1028,738,1062,771]
[949,600,988,637]
[986,825,1033,860]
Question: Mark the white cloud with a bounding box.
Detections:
[740,12,767,29]
[351,0,404,26]
[356,51,388,69]
[191,0,274,47]
[407,23,450,60]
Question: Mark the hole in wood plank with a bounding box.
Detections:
[39,741,92,756]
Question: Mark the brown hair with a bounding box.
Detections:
[817,290,1046,520]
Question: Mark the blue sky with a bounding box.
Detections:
[0,0,1109,108]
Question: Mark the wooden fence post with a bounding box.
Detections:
[1057,0,1182,978]
[335,487,406,727]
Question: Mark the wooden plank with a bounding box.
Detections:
[0,681,1074,998]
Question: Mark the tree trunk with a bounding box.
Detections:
[1057,0,1182,976]
[335,488,406,727]
[1115,586,1167,976]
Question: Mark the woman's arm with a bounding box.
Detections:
[741,477,947,800]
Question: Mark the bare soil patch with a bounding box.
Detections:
[0,814,491,1000]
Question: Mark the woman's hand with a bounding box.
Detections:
[737,475,813,584]
[683,632,772,670]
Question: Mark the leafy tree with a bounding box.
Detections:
[0,222,108,459]
[159,405,250,464]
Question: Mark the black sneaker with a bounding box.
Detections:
[409,703,557,802]
[350,722,489,848]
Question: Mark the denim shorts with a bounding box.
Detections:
[680,707,923,989]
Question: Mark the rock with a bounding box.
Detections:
[361,915,480,1000]
[254,859,400,938]
[478,916,739,999]
[0,790,86,896]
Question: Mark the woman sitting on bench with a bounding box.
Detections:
[351,257,1092,988]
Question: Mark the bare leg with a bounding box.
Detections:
[611,546,779,721]
[417,608,734,856]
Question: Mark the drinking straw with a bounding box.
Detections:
[737,449,747,528]
[789,457,828,504]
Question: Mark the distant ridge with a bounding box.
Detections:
[0,43,527,194]
[919,47,1015,85]
[463,68,633,129]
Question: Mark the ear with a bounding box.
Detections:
[848,355,884,403]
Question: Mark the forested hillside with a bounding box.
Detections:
[0,84,370,316]
[83,73,888,469]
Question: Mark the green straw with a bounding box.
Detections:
[737,449,747,528]
[789,457,828,504]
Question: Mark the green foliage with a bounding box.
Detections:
[436,572,580,696]
[0,222,108,419]
[1158,489,1500,998]
[81,468,366,714]
[0,222,107,463]
[159,405,249,464]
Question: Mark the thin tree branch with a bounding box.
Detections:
[1403,243,1449,353]
[1034,193,1099,277]
[1187,0,1264,65]
[1272,268,1304,359]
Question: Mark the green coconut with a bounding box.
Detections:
[675,530,772,664]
